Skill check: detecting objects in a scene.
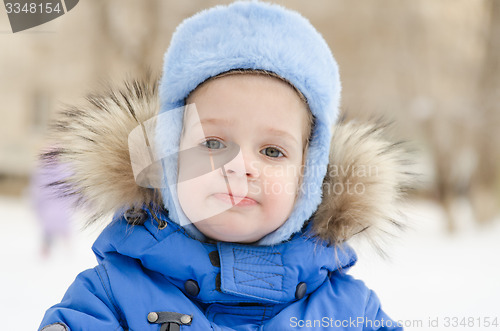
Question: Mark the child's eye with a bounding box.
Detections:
[201,138,226,150]
[260,146,284,158]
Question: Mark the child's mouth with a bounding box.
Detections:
[212,193,258,207]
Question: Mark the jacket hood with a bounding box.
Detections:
[92,209,357,305]
[43,75,416,253]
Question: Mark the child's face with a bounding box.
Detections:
[177,74,309,243]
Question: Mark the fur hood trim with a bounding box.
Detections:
[42,76,162,224]
[42,77,415,250]
[313,120,415,254]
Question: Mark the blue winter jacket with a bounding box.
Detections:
[39,209,402,331]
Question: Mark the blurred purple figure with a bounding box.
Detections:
[30,160,75,258]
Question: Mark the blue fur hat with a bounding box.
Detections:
[157,1,341,245]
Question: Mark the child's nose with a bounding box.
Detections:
[222,150,259,179]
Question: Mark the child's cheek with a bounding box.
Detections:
[261,167,300,204]
[177,169,221,222]
[259,170,298,226]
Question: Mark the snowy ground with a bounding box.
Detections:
[1,196,499,330]
[350,200,500,330]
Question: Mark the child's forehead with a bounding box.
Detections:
[183,72,313,141]
[187,71,307,104]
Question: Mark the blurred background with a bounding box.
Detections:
[1,0,499,330]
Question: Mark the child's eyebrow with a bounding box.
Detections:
[196,118,300,145]
[188,118,235,131]
[264,127,299,145]
[199,118,234,127]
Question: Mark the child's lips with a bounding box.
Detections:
[212,193,258,207]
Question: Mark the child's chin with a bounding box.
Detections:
[194,217,263,243]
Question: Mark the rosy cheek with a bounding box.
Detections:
[261,173,298,201]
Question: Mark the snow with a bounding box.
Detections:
[1,196,499,330]
[350,200,500,330]
[0,196,99,330]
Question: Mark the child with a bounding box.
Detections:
[30,157,75,258]
[39,2,413,330]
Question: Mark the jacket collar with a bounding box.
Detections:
[92,209,357,305]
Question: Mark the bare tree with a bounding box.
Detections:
[470,0,500,224]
